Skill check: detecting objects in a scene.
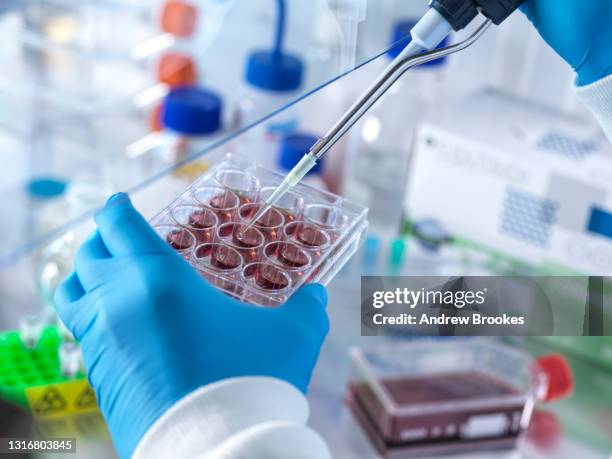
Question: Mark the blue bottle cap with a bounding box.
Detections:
[246,50,303,92]
[162,86,222,135]
[26,178,67,198]
[387,20,449,66]
[278,133,323,174]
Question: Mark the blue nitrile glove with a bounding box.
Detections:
[53,193,329,459]
[521,0,612,86]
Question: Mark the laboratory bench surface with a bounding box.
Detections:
[1,259,611,459]
[307,275,612,459]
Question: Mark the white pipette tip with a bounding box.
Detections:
[240,152,319,234]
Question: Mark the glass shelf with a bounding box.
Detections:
[0,0,427,267]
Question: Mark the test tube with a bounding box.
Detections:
[154,224,197,259]
[216,222,265,264]
[19,315,44,349]
[59,342,83,378]
[193,186,240,224]
[263,241,312,283]
[241,262,292,307]
[171,204,218,244]
[239,203,285,242]
[214,169,261,205]
[192,243,244,295]
[260,186,305,223]
[283,221,332,261]
[303,204,349,242]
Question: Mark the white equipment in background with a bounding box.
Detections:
[406,89,612,275]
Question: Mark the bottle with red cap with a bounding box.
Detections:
[346,339,574,457]
[533,353,574,403]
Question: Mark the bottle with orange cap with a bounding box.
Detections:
[149,0,201,134]
[156,0,200,89]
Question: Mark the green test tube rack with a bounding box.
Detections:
[0,326,85,408]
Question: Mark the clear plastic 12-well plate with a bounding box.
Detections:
[150,154,369,307]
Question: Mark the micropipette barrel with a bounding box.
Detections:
[242,9,492,233]
[309,7,452,161]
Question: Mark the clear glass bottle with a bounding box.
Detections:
[342,19,449,238]
[310,0,367,79]
[234,50,305,171]
[34,176,111,312]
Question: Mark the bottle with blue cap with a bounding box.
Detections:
[34,177,111,317]
[234,0,305,170]
[156,85,224,165]
[342,18,450,239]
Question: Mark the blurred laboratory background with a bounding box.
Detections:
[0,0,611,458]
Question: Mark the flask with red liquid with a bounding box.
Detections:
[346,339,573,457]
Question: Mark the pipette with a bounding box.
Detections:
[242,0,524,233]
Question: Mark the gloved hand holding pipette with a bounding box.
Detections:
[521,0,612,86]
[50,1,612,459]
[54,193,331,459]
[521,0,612,139]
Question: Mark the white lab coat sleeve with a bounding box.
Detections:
[131,376,332,459]
[574,75,612,142]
